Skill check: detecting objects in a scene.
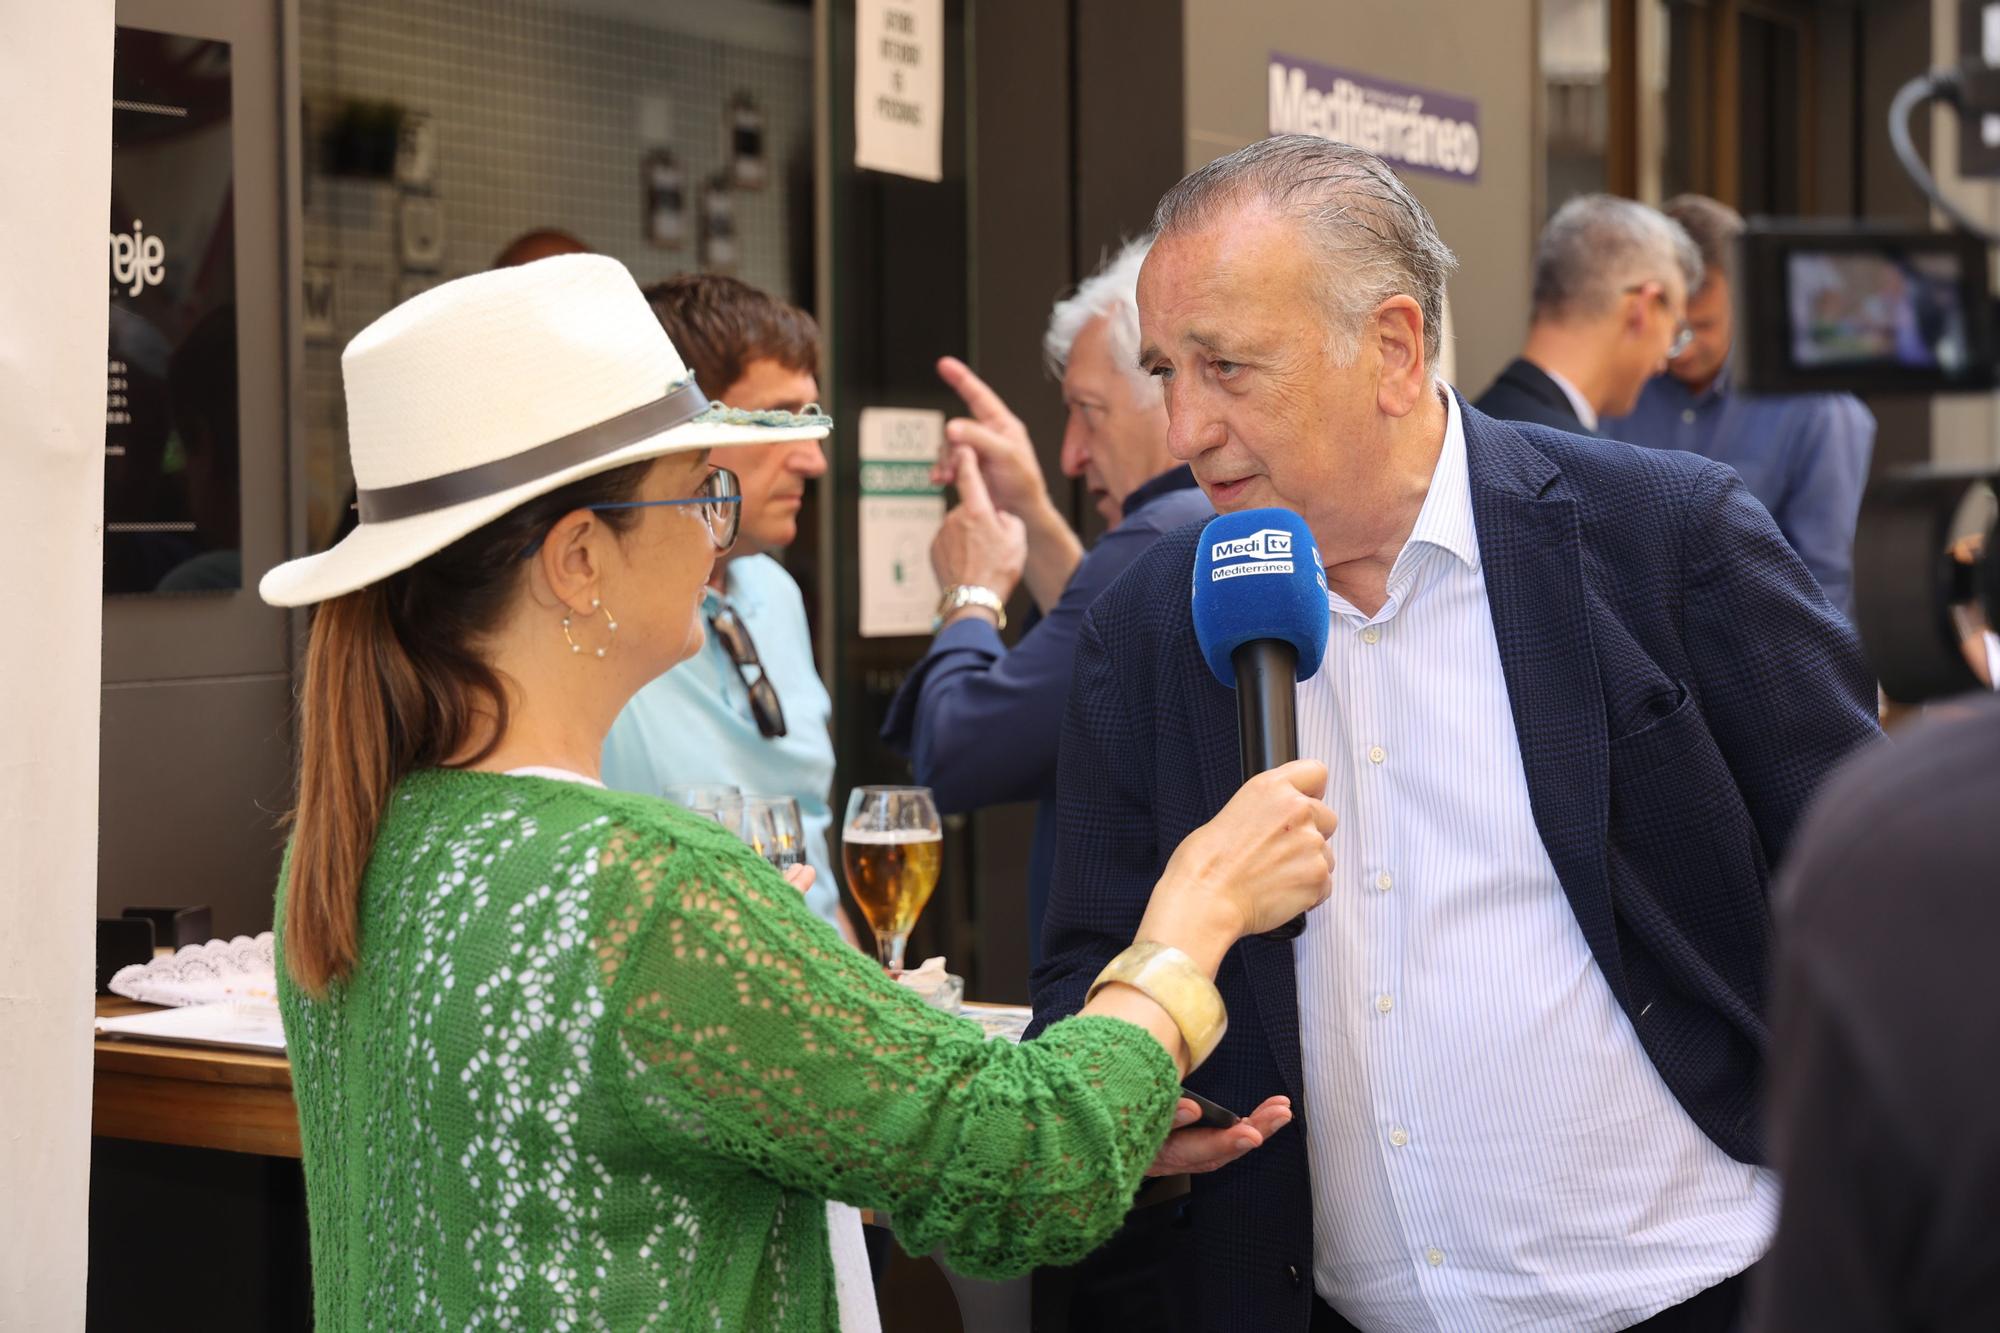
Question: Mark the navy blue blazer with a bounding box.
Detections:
[1474,356,1599,435]
[1029,400,1882,1332]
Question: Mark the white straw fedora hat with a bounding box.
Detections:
[259,254,830,607]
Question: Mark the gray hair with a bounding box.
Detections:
[1661,194,1744,293]
[1150,134,1459,370]
[1043,234,1153,393]
[1532,194,1702,321]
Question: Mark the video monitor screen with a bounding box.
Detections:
[1736,225,1996,395]
[1784,248,1974,374]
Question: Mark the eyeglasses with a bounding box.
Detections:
[1625,282,1695,360]
[517,466,743,560]
[708,599,787,738]
[587,467,742,550]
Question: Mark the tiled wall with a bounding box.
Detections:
[299,0,813,546]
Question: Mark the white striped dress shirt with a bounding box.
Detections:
[1295,390,1777,1332]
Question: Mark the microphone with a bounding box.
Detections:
[1190,508,1331,940]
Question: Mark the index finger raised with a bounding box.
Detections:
[951,446,997,515]
[936,356,1018,428]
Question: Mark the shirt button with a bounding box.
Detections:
[1361,626,1380,644]
[1376,871,1393,892]
[1286,1264,1302,1288]
[1368,745,1386,764]
[1375,994,1394,1014]
[1681,408,1697,424]
[1389,1127,1409,1147]
[1426,1248,1445,1268]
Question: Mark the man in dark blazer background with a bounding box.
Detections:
[1031,137,1881,1333]
[1475,194,1700,436]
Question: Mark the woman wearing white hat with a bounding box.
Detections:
[265,254,1335,1331]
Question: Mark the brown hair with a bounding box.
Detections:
[640,274,820,400]
[284,460,653,996]
[493,228,590,269]
[1662,194,1745,283]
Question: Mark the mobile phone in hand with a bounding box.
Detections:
[1179,1087,1242,1129]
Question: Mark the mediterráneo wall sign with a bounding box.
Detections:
[1267,52,1481,184]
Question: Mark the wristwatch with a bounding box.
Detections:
[934,584,1007,631]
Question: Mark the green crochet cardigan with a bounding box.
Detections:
[277,770,1178,1330]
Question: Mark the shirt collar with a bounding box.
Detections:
[1640,357,1733,414]
[1541,364,1600,432]
[1120,464,1199,517]
[700,555,763,616]
[1398,388,1480,576]
[1700,356,1735,402]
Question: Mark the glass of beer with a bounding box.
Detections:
[741,795,806,872]
[841,786,943,970]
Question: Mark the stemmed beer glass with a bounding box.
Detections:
[840,786,942,970]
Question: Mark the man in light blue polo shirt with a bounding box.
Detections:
[601,275,854,939]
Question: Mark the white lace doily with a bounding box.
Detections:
[108,932,278,1008]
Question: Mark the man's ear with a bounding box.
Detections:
[1623,287,1652,338]
[1374,295,1429,417]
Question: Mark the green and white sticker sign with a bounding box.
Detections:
[858,407,945,638]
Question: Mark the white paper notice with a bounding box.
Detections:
[858,407,945,638]
[854,0,944,183]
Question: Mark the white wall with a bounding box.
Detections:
[0,1,114,1326]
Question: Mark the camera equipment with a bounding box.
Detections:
[1732,55,2000,702]
[1734,225,1997,397]
[1854,470,2000,701]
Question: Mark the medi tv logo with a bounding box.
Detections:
[1209,528,1295,581]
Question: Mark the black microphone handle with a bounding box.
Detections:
[1232,640,1309,941]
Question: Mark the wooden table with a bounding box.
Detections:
[87,999,1023,1165]
[92,996,300,1158]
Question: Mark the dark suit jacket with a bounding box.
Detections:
[1474,356,1598,434]
[1028,399,1882,1332]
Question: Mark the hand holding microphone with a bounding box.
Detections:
[1115,753,1332,1159]
[1133,757,1332,1176]
[1146,760,1337,944]
[1123,508,1337,1179]
[1191,507,1335,939]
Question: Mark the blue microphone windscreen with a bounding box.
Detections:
[1190,507,1331,689]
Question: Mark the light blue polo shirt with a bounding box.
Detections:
[600,554,840,926]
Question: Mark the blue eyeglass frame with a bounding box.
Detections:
[516,466,743,561]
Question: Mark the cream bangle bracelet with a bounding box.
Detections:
[1085,941,1228,1072]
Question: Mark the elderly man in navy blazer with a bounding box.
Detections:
[1029,135,1881,1333]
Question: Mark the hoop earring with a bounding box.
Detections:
[562,597,618,659]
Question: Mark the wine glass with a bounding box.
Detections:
[840,786,942,971]
[740,795,806,872]
[664,783,743,835]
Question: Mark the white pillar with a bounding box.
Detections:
[0,1,115,1325]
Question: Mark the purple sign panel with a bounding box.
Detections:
[1268,52,1481,183]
